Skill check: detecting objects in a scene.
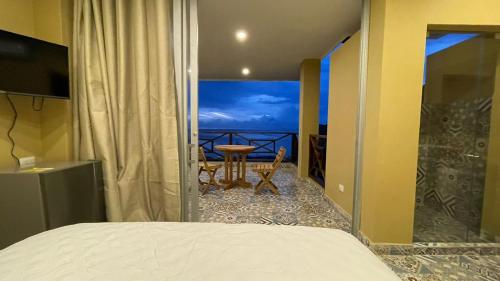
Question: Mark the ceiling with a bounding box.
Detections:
[198,0,361,81]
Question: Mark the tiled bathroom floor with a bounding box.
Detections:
[413,206,488,243]
[199,163,500,281]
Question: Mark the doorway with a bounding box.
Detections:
[414,31,500,243]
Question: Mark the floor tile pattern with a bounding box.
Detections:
[414,206,487,243]
[199,163,350,231]
[381,254,500,281]
[199,163,500,281]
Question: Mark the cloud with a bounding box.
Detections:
[241,94,290,105]
[199,105,298,132]
[198,80,300,131]
[199,109,234,121]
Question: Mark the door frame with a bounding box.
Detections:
[173,0,199,222]
[352,0,371,237]
[174,0,370,230]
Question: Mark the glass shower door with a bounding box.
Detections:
[414,31,499,243]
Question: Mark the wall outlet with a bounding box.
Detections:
[338,184,345,193]
[19,156,36,168]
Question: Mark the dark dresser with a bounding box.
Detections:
[0,161,106,249]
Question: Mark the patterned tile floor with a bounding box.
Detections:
[381,254,500,281]
[199,163,350,231]
[199,163,500,281]
[413,206,489,243]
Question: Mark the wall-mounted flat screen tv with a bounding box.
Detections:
[0,29,69,99]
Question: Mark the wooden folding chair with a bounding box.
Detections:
[198,147,222,195]
[252,147,286,195]
[309,135,326,180]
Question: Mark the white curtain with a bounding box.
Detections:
[72,0,181,221]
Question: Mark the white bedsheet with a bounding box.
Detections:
[0,223,400,281]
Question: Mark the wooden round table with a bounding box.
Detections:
[215,145,255,189]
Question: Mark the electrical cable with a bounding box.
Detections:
[5,94,20,166]
[32,96,44,111]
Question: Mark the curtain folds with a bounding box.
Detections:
[72,0,181,221]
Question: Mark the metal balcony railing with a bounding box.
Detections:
[199,129,298,163]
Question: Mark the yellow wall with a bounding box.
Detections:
[36,0,73,163]
[361,0,500,244]
[298,59,321,177]
[0,0,72,167]
[0,0,35,36]
[324,32,360,215]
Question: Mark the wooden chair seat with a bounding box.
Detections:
[252,147,286,195]
[201,163,223,170]
[198,147,222,195]
[251,164,274,172]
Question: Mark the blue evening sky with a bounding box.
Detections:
[199,51,335,132]
[425,33,477,56]
[199,33,476,132]
[319,51,333,125]
[198,81,300,131]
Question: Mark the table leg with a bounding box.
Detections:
[229,152,233,185]
[242,154,247,180]
[239,153,252,188]
[221,152,230,185]
[237,153,241,180]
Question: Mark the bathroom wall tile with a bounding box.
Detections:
[415,97,493,243]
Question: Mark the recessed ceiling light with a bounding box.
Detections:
[235,30,248,42]
[242,67,250,76]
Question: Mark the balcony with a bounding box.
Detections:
[199,129,298,163]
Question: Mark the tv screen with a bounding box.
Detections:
[0,29,69,99]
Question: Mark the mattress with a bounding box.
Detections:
[0,223,400,281]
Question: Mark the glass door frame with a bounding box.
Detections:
[352,0,370,237]
[174,0,199,222]
[174,0,371,231]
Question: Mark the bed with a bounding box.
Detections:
[0,223,400,281]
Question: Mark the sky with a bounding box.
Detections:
[198,33,476,132]
[425,33,477,57]
[319,51,333,125]
[198,50,334,132]
[198,80,300,132]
